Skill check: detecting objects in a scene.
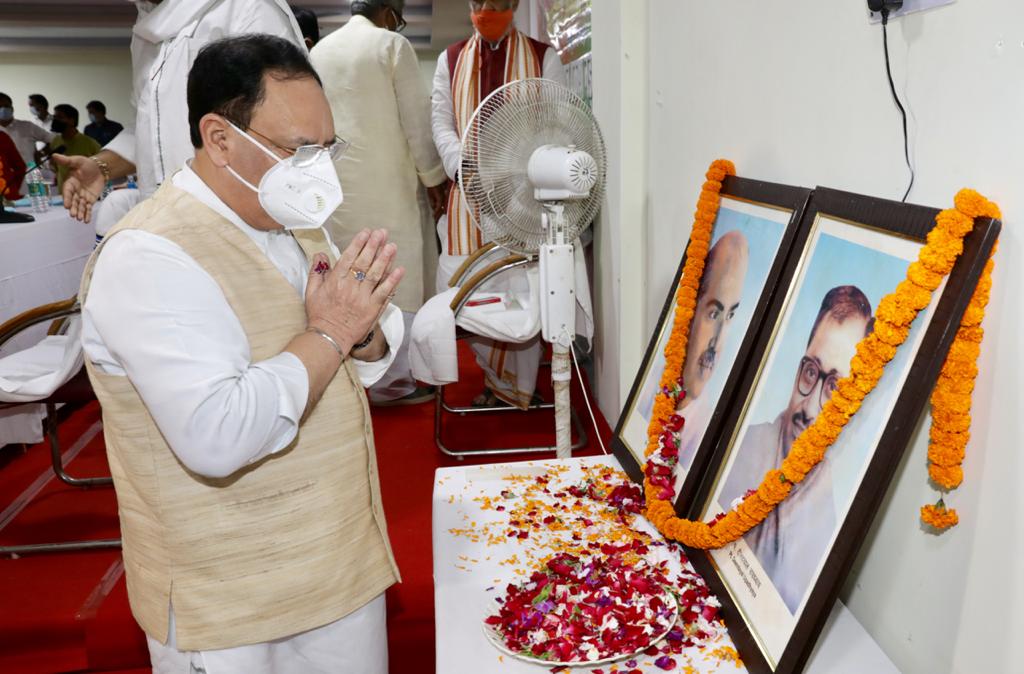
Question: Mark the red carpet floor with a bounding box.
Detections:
[0,344,611,673]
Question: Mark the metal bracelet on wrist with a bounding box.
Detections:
[90,156,112,197]
[308,327,345,360]
[90,156,110,181]
[351,329,376,352]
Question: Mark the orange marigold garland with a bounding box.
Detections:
[920,500,959,530]
[641,159,999,547]
[920,194,1000,530]
[640,160,734,516]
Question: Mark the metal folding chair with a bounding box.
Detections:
[435,243,587,458]
[0,297,120,555]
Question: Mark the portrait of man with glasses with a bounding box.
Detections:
[719,284,873,613]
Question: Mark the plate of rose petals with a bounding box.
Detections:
[483,553,678,666]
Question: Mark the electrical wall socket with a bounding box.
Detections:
[867,0,956,23]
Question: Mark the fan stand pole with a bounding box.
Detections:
[552,342,572,458]
[540,204,575,460]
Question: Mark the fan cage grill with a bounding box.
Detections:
[460,78,607,255]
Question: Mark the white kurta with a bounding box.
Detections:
[718,415,836,614]
[96,0,305,236]
[310,14,446,313]
[430,45,565,189]
[429,39,565,293]
[82,164,399,671]
[427,38,586,407]
[0,118,55,167]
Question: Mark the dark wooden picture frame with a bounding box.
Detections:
[611,177,810,513]
[684,187,1001,674]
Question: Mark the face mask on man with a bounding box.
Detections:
[88,113,98,124]
[471,8,514,43]
[224,120,344,231]
[51,119,68,134]
[29,105,40,119]
[0,107,13,122]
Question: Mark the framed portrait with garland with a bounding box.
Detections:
[679,186,1001,673]
[611,176,810,510]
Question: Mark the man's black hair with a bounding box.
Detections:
[291,6,320,45]
[187,34,322,148]
[54,103,79,127]
[29,94,49,109]
[0,92,11,105]
[87,100,107,114]
[807,285,874,347]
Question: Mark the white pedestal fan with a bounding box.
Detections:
[459,78,607,458]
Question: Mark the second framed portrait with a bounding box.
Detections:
[685,187,1000,673]
[612,176,810,510]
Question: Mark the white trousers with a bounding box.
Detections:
[147,594,387,674]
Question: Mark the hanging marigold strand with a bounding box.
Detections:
[640,159,733,509]
[920,192,1000,531]
[641,158,999,548]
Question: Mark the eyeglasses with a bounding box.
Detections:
[390,7,407,33]
[796,356,839,408]
[235,121,349,167]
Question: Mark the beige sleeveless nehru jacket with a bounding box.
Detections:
[79,182,399,651]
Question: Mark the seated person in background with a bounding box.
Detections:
[0,91,56,168]
[49,104,101,190]
[84,100,124,147]
[0,130,27,198]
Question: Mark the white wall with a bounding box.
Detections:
[590,1,1022,671]
[591,0,650,418]
[0,44,437,130]
[0,49,133,129]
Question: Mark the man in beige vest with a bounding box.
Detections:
[81,35,402,673]
[310,0,448,406]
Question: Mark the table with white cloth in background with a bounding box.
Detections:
[0,206,94,444]
[432,456,899,674]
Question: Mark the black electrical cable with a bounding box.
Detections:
[881,9,914,202]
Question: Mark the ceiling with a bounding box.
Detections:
[0,0,471,52]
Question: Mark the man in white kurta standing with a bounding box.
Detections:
[311,0,449,405]
[431,0,565,408]
[54,0,305,239]
[81,35,404,673]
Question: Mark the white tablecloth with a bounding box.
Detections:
[0,206,94,444]
[432,456,898,674]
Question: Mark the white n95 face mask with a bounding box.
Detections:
[225,121,344,230]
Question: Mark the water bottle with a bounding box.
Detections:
[27,168,49,213]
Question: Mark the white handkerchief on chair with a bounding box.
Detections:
[410,289,460,385]
[0,316,84,403]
